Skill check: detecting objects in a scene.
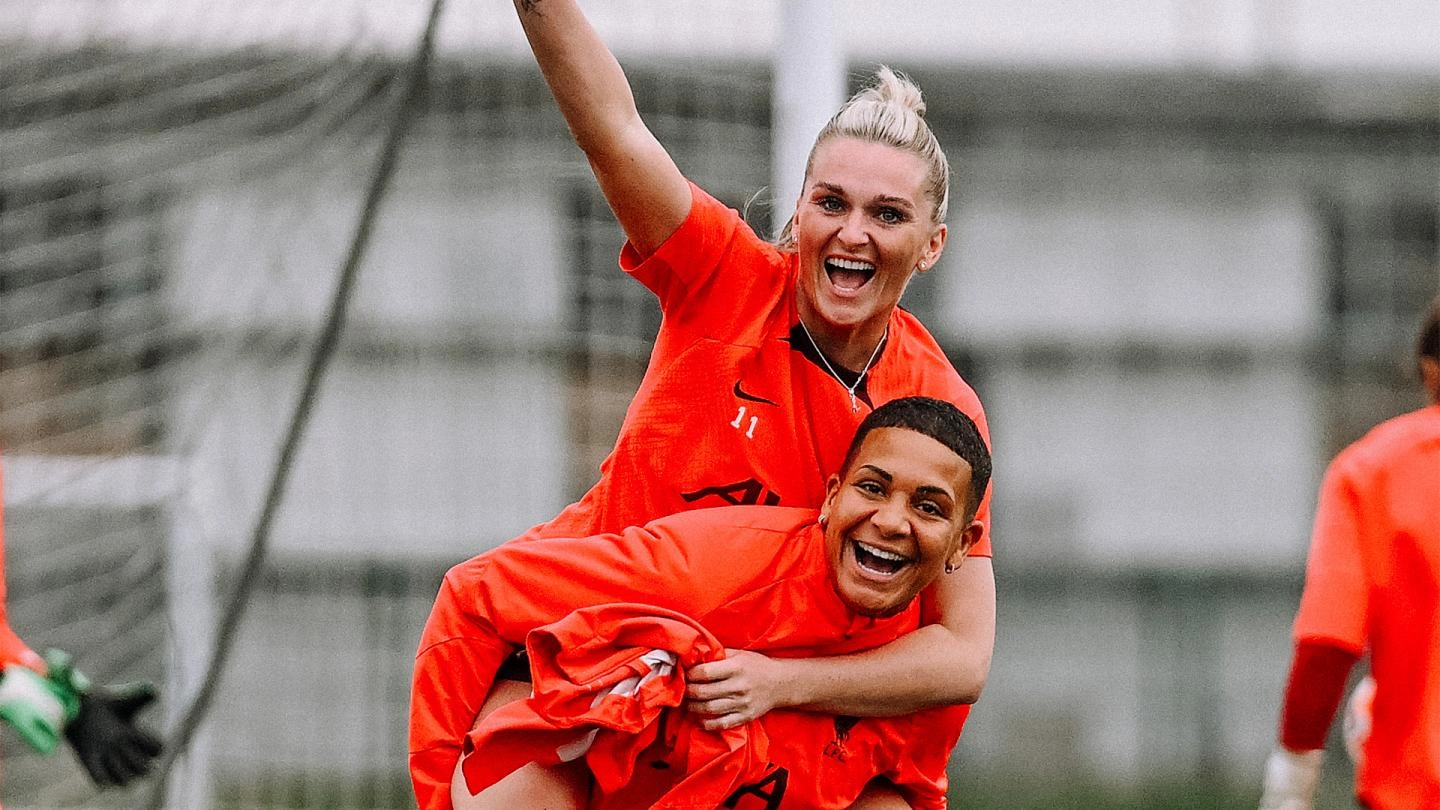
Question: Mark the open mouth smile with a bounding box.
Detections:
[825,257,876,292]
[850,539,913,576]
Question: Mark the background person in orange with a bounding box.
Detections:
[436,396,989,810]
[0,459,163,792]
[1259,294,1440,810]
[409,2,997,808]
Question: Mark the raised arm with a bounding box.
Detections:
[513,0,692,255]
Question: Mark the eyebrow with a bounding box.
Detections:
[857,464,892,480]
[813,183,917,210]
[869,194,916,210]
[914,485,956,501]
[856,465,955,501]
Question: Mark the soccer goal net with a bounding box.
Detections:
[0,1,775,807]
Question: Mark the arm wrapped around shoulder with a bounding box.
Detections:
[1258,747,1323,810]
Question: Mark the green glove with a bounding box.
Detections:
[0,658,79,754]
[46,649,163,787]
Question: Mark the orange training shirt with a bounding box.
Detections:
[1291,404,1440,808]
[525,182,992,556]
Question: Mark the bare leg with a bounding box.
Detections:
[849,779,914,809]
[450,679,590,810]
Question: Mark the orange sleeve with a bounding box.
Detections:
[473,520,774,641]
[0,459,42,670]
[1292,457,1370,650]
[618,182,738,310]
[408,570,512,810]
[1277,639,1360,751]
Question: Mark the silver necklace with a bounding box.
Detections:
[798,319,888,412]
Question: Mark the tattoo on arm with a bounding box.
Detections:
[519,0,540,13]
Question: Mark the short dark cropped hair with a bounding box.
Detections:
[841,396,992,520]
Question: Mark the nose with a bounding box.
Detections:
[837,209,868,248]
[870,497,911,538]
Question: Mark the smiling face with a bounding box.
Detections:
[821,426,983,618]
[793,136,947,351]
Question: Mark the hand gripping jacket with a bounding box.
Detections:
[461,603,768,809]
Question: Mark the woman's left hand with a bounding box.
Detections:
[683,649,790,731]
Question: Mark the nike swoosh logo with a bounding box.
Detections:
[733,381,778,406]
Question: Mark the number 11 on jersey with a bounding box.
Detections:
[730,406,758,439]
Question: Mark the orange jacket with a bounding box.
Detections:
[461,604,768,809]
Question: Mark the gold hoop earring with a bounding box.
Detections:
[818,513,829,528]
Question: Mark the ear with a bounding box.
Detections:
[1422,357,1440,405]
[918,223,947,274]
[946,519,985,571]
[822,473,842,514]
[789,183,808,228]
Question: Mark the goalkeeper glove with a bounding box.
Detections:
[64,680,163,786]
[44,649,163,787]
[1259,747,1323,810]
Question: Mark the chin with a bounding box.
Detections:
[856,602,908,619]
[816,293,871,322]
[844,590,911,619]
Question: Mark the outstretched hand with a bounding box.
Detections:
[684,649,790,731]
[65,681,163,787]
